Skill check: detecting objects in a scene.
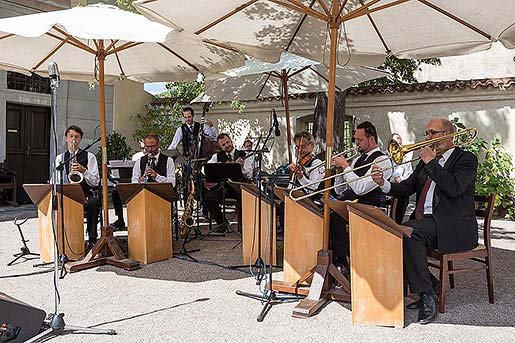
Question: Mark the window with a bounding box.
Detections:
[7,72,51,94]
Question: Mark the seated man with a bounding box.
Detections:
[372,118,478,324]
[204,133,253,231]
[55,125,100,250]
[111,133,176,229]
[330,121,392,271]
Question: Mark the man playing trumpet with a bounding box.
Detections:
[371,118,478,325]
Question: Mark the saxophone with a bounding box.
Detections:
[179,175,196,237]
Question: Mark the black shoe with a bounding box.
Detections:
[407,283,440,310]
[84,241,95,255]
[417,292,438,324]
[110,219,126,231]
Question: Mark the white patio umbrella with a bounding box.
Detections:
[194,51,389,163]
[0,3,244,269]
[135,0,515,246]
[135,0,515,315]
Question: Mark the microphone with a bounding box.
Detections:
[272,108,280,137]
[48,61,60,81]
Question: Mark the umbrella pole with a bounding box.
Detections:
[65,40,139,273]
[292,2,351,318]
[282,71,293,165]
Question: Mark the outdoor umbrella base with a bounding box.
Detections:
[65,229,140,273]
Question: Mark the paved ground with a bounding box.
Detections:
[0,204,514,342]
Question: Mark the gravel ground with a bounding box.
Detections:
[0,206,514,343]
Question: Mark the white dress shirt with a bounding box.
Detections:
[335,147,392,196]
[168,122,217,150]
[54,150,99,187]
[207,150,253,180]
[287,157,325,193]
[131,152,176,186]
[380,148,454,215]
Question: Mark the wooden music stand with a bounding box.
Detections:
[24,184,85,262]
[117,183,174,264]
[271,189,343,302]
[239,183,276,265]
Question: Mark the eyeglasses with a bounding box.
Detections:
[144,144,158,149]
[424,130,447,137]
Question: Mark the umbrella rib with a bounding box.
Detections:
[269,0,328,22]
[32,40,67,71]
[286,0,316,51]
[107,42,144,55]
[105,39,119,52]
[257,72,273,99]
[0,33,14,41]
[358,0,391,53]
[341,0,409,23]
[51,26,96,54]
[288,65,310,78]
[158,43,200,71]
[196,0,259,35]
[110,41,126,77]
[337,0,350,18]
[315,0,330,17]
[309,65,342,91]
[418,0,491,39]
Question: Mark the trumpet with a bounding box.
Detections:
[302,147,360,174]
[68,140,83,184]
[289,128,478,201]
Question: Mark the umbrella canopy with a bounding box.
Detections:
[194,52,389,162]
[0,4,244,267]
[135,0,515,66]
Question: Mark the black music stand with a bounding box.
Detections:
[203,163,243,236]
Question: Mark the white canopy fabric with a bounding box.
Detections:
[195,52,389,102]
[135,0,515,66]
[0,4,245,83]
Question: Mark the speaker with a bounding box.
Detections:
[0,293,45,343]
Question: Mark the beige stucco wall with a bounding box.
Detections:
[346,87,515,156]
[112,79,155,151]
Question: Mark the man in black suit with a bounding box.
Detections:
[372,118,478,324]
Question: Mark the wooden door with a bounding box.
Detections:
[6,103,51,203]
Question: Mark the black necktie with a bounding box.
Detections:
[150,156,156,169]
[227,153,233,162]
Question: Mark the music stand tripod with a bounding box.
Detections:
[235,176,303,322]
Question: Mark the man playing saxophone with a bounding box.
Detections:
[55,125,100,250]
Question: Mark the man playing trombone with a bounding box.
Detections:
[330,121,392,272]
[371,118,478,325]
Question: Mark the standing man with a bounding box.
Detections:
[55,125,100,250]
[204,133,252,231]
[168,106,216,157]
[330,121,392,272]
[372,118,478,324]
[111,133,175,229]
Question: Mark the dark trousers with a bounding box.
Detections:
[394,196,409,224]
[84,196,100,243]
[111,189,124,220]
[329,212,350,270]
[403,216,439,294]
[203,183,240,225]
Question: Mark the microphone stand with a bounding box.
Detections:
[26,63,116,342]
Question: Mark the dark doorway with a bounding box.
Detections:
[5,103,51,203]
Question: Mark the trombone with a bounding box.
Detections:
[302,147,360,174]
[289,127,478,201]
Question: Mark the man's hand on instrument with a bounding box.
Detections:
[72,163,86,173]
[289,163,303,178]
[419,146,436,164]
[235,157,244,165]
[202,117,213,127]
[371,165,385,186]
[332,155,349,169]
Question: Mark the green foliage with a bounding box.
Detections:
[230,100,246,113]
[452,118,515,219]
[133,105,182,149]
[96,131,133,172]
[357,56,441,86]
[116,0,137,13]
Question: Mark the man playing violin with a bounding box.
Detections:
[288,131,325,193]
[203,133,253,231]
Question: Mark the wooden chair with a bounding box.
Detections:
[0,171,18,206]
[427,193,496,313]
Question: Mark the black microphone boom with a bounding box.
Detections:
[272,108,280,137]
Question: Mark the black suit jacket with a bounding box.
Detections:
[388,147,478,253]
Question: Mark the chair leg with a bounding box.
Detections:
[486,255,494,304]
[448,260,455,289]
[439,255,448,313]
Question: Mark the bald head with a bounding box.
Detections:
[427,118,455,134]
